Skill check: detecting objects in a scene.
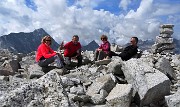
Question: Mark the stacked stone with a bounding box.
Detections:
[110,43,123,52]
[152,24,174,54]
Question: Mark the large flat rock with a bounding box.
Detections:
[106,84,133,107]
[121,58,171,106]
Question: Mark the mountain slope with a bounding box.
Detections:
[0,28,59,54]
[82,40,99,51]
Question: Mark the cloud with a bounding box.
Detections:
[119,0,132,10]
[75,0,105,9]
[125,0,153,19]
[0,0,179,46]
[153,3,180,16]
[0,0,34,33]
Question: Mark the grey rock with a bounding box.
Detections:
[151,43,175,54]
[111,44,123,52]
[86,74,115,96]
[51,68,69,75]
[121,58,171,106]
[27,100,44,107]
[160,50,174,55]
[20,54,36,70]
[95,59,111,65]
[107,58,123,75]
[165,89,180,107]
[106,84,133,107]
[0,59,20,76]
[70,85,85,95]
[0,76,9,81]
[160,24,174,28]
[156,36,173,44]
[90,89,108,104]
[68,93,90,103]
[160,27,174,35]
[155,57,176,80]
[171,55,180,67]
[61,76,75,87]
[28,64,45,79]
[159,34,172,38]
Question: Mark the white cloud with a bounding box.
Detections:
[0,0,34,33]
[153,4,180,16]
[125,0,153,19]
[75,0,105,8]
[119,0,132,10]
[0,0,179,47]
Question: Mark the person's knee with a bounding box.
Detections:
[64,57,71,65]
[99,51,104,54]
[77,55,82,61]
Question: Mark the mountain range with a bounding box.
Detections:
[0,28,59,54]
[0,28,179,54]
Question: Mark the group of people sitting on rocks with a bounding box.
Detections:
[35,34,138,70]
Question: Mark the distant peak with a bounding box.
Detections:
[34,28,45,32]
[89,40,97,44]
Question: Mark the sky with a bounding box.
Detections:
[0,0,180,45]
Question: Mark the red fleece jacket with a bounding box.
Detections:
[64,41,81,57]
[99,41,110,54]
[36,43,56,62]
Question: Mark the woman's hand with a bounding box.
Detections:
[59,41,64,50]
[97,48,102,51]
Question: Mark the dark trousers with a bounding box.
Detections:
[94,50,109,61]
[69,52,82,67]
[109,51,119,57]
[38,56,55,67]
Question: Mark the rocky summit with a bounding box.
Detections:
[0,24,180,107]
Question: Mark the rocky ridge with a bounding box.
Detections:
[0,47,179,107]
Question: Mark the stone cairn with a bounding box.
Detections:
[152,24,174,54]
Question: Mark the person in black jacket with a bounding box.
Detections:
[111,37,138,61]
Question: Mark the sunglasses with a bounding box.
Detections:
[46,40,51,41]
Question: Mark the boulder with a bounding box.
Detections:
[106,84,133,107]
[90,89,108,104]
[0,59,20,76]
[165,89,180,107]
[111,44,123,52]
[155,57,176,80]
[107,58,123,75]
[95,59,111,65]
[70,85,85,95]
[121,58,171,106]
[160,27,174,35]
[156,36,173,44]
[86,74,115,104]
[28,64,45,79]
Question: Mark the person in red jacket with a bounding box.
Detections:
[60,35,82,67]
[94,35,111,61]
[36,35,63,69]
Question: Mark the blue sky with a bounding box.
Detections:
[0,0,180,45]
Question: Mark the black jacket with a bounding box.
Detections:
[119,45,138,61]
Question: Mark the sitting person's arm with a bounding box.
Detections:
[74,49,81,57]
[41,45,56,59]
